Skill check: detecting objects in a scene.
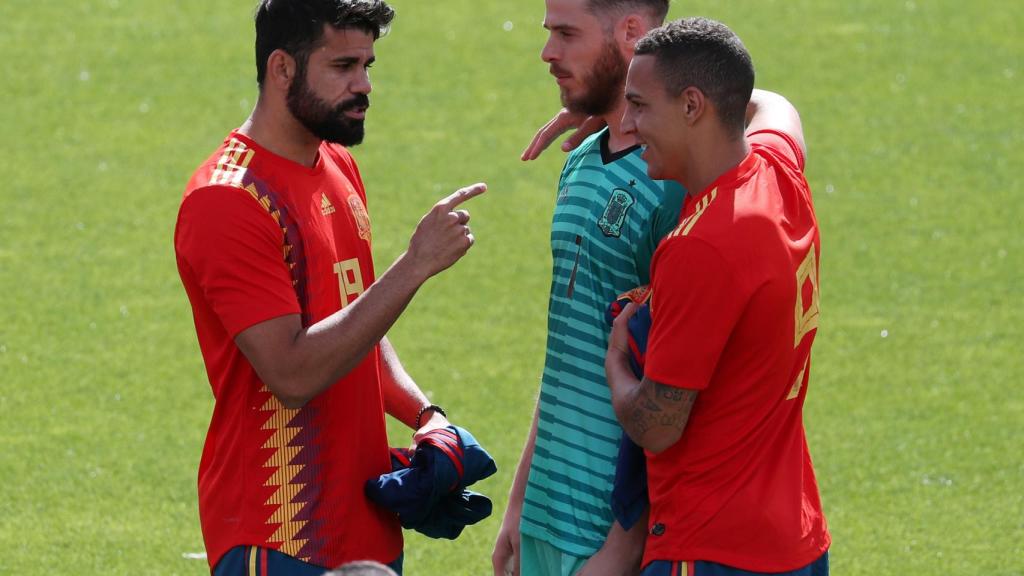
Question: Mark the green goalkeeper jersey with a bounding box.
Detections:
[521,129,686,557]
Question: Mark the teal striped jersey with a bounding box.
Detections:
[521,129,686,557]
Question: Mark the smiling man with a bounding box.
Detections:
[492,2,685,575]
[606,17,831,576]
[174,1,486,574]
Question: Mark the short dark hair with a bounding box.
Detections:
[254,0,395,87]
[586,0,670,25]
[635,17,754,134]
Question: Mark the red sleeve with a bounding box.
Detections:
[644,238,748,391]
[748,129,805,173]
[175,185,301,337]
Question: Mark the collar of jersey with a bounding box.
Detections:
[230,130,326,178]
[598,129,641,165]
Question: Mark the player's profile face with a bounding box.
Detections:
[623,55,684,181]
[541,0,626,116]
[287,27,376,146]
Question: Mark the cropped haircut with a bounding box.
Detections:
[586,0,670,25]
[254,0,395,87]
[635,17,754,134]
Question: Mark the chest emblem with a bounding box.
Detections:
[348,196,372,242]
[598,188,635,238]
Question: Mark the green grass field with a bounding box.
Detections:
[1,0,1021,574]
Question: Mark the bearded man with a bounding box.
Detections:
[174,1,485,574]
[492,1,685,575]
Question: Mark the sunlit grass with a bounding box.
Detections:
[0,0,1020,574]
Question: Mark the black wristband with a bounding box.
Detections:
[415,404,447,429]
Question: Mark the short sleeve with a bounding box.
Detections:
[748,129,805,173]
[175,186,301,337]
[644,238,748,391]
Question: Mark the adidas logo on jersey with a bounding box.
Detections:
[321,193,336,216]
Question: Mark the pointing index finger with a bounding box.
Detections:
[440,182,487,210]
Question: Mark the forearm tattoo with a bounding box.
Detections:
[625,379,697,443]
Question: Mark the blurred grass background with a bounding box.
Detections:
[0,0,1020,574]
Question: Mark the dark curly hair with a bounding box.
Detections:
[635,17,754,134]
[254,0,395,87]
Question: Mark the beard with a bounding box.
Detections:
[561,40,628,116]
[287,64,369,147]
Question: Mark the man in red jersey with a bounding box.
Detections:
[174,1,485,574]
[604,18,831,576]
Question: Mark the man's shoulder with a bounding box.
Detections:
[177,136,277,238]
[321,142,355,163]
[184,134,261,197]
[321,143,360,173]
[631,171,685,211]
[748,129,805,173]
[175,182,275,252]
[181,182,257,210]
[576,128,607,152]
[560,128,606,173]
[181,136,264,213]
[661,180,799,270]
[654,195,747,275]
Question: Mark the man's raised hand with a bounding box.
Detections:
[521,109,607,161]
[406,183,487,279]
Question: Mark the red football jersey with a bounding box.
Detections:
[174,132,401,569]
[642,130,830,571]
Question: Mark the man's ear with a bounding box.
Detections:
[621,14,646,49]
[266,49,298,91]
[680,87,707,126]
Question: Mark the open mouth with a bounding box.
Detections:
[344,107,368,120]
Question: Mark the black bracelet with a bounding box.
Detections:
[415,404,447,429]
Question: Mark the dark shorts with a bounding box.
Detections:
[641,551,828,576]
[213,546,404,576]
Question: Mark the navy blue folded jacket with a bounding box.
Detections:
[605,289,652,531]
[365,425,497,539]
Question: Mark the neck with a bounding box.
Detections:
[238,95,322,168]
[601,98,635,153]
[683,131,751,195]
